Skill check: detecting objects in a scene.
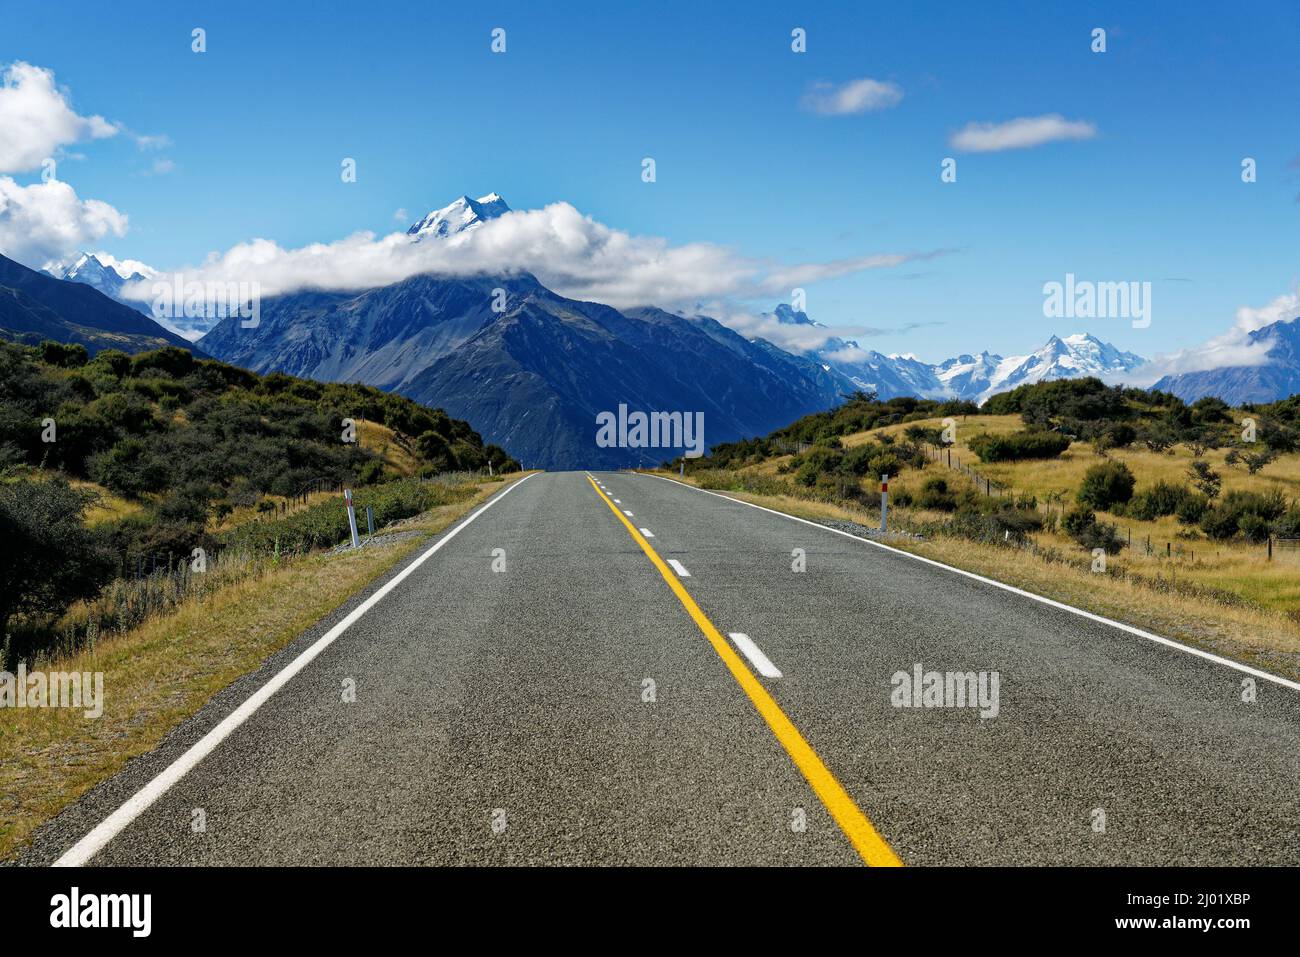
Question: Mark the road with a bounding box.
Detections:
[23,470,1300,866]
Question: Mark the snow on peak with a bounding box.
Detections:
[408,192,510,239]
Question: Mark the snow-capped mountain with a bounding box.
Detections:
[43,252,154,306]
[762,305,1146,403]
[407,192,510,238]
[1151,316,1300,405]
[975,334,1147,401]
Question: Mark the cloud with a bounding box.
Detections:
[949,114,1096,153]
[393,208,409,222]
[0,176,128,267]
[133,133,172,151]
[801,78,903,115]
[145,158,176,176]
[122,200,942,313]
[1116,290,1298,386]
[91,250,157,279]
[0,62,117,173]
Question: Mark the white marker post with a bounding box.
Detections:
[880,474,889,534]
[344,488,360,548]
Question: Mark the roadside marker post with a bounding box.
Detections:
[344,488,361,548]
[880,474,889,534]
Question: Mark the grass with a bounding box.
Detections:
[705,413,1300,615]
[0,475,520,861]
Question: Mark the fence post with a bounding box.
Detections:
[880,474,889,534]
[344,489,360,548]
[1268,536,1273,562]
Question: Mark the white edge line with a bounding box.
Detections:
[642,473,1300,694]
[729,632,783,678]
[53,472,538,867]
[667,558,691,578]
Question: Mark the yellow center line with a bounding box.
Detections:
[586,475,902,867]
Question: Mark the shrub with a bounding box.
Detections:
[0,479,115,662]
[1175,493,1209,525]
[1077,461,1135,510]
[1186,461,1221,499]
[1199,506,1239,540]
[968,430,1070,463]
[1239,513,1271,544]
[917,476,957,511]
[1062,506,1097,539]
[1127,480,1193,520]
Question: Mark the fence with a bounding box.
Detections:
[921,442,1011,497]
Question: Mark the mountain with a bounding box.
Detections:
[0,253,201,356]
[765,305,1144,403]
[44,253,152,305]
[1152,317,1300,404]
[199,270,851,469]
[407,193,510,238]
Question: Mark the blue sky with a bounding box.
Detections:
[2,0,1297,363]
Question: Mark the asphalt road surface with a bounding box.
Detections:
[23,471,1300,866]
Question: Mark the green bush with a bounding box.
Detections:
[968,430,1071,463]
[0,479,116,663]
[1077,461,1135,510]
[1127,480,1193,520]
[917,476,958,511]
[1175,493,1210,525]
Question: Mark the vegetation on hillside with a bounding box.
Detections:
[0,339,519,663]
[670,377,1300,615]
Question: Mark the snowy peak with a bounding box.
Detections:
[43,252,152,297]
[408,192,510,238]
[780,308,1147,403]
[772,303,823,328]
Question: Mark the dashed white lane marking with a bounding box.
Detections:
[667,558,691,578]
[53,473,539,866]
[623,510,634,517]
[728,633,783,679]
[639,528,655,538]
[643,472,1300,694]
[613,498,621,503]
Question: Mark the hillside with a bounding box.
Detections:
[671,378,1300,619]
[0,253,198,356]
[0,338,519,662]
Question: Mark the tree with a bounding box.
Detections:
[1077,461,1136,510]
[0,479,114,659]
[1186,460,1221,499]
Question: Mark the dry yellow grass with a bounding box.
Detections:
[69,479,145,526]
[0,478,515,861]
[780,414,1300,613]
[356,419,422,476]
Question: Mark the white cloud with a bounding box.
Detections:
[393,208,408,222]
[0,176,128,267]
[91,250,157,279]
[0,62,117,174]
[1117,290,1298,386]
[950,114,1096,153]
[801,78,903,115]
[146,158,176,176]
[122,200,939,312]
